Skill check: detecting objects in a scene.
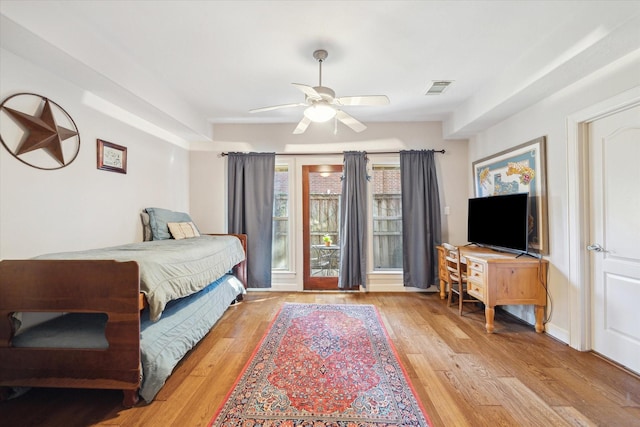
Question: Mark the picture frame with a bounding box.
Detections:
[97,139,127,174]
[472,136,548,255]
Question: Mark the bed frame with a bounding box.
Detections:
[0,234,247,407]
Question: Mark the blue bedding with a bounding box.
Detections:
[139,274,244,402]
[12,313,109,349]
[35,235,245,321]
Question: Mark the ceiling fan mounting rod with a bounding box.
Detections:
[313,49,328,87]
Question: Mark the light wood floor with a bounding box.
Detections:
[2,292,639,426]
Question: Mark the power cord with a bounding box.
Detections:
[534,253,553,325]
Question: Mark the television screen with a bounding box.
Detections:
[467,193,529,253]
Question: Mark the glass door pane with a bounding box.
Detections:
[303,165,342,290]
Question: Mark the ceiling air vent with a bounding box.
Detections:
[425,80,453,95]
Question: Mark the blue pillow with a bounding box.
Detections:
[145,207,197,240]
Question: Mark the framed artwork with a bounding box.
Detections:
[472,136,548,254]
[97,139,127,174]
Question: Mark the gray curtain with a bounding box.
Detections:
[338,151,368,289]
[400,150,441,288]
[227,152,275,288]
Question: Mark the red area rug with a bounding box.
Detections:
[210,303,431,426]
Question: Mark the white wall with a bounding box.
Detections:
[0,49,191,259]
[190,121,469,291]
[0,46,471,292]
[468,51,640,342]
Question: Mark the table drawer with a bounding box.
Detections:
[467,280,484,300]
[468,260,484,272]
[467,267,485,281]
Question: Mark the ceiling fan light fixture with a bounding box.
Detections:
[304,103,336,122]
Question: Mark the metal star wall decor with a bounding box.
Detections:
[0,93,80,170]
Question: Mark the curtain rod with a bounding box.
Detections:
[219,149,445,157]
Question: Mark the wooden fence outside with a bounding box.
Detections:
[272,194,289,269]
[272,193,402,270]
[372,194,403,269]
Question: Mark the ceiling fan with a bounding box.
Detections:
[250,49,389,134]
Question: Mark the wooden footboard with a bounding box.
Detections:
[0,260,141,407]
[0,234,247,407]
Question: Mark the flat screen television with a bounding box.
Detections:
[467,193,530,254]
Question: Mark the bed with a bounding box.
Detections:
[0,209,247,407]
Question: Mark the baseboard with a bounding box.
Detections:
[250,284,440,293]
[543,322,570,345]
[367,283,439,292]
[247,284,299,292]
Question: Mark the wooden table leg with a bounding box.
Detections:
[485,306,495,333]
[439,279,446,299]
[535,305,545,333]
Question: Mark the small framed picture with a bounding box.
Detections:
[97,139,127,174]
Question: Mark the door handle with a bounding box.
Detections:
[587,243,605,252]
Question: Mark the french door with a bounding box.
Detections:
[302,165,343,290]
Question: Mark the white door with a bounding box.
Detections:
[589,105,640,374]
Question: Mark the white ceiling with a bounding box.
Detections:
[1,1,639,144]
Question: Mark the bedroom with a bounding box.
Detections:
[1,1,639,425]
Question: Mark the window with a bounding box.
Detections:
[272,164,289,270]
[372,165,402,270]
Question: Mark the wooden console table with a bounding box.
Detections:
[436,245,548,333]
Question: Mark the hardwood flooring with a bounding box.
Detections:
[1,292,639,426]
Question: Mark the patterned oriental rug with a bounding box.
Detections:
[210,303,431,426]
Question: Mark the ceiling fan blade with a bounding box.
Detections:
[336,110,367,133]
[335,95,389,106]
[293,116,311,134]
[292,83,322,101]
[249,103,303,113]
